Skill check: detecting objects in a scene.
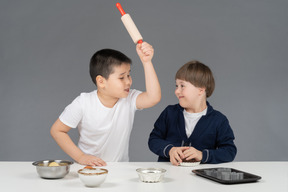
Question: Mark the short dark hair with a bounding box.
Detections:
[89,49,132,85]
[175,60,215,98]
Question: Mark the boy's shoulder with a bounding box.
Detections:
[77,90,97,100]
[166,103,182,109]
[69,90,97,107]
[206,103,228,121]
[78,89,140,99]
[164,104,183,113]
[127,89,142,98]
[73,89,141,106]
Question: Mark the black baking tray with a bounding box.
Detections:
[192,167,261,184]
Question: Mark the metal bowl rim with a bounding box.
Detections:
[32,160,74,166]
[136,168,166,173]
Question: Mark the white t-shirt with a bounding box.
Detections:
[183,108,207,138]
[59,89,142,162]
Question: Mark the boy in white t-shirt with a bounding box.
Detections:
[50,42,161,166]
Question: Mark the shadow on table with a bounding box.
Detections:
[21,171,78,180]
[129,177,174,183]
[66,181,117,188]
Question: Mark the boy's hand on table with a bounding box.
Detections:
[169,147,189,166]
[77,154,107,166]
[182,147,203,162]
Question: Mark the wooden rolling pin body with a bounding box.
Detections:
[116,3,143,44]
[121,14,143,44]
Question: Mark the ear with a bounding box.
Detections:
[96,75,105,88]
[198,87,206,96]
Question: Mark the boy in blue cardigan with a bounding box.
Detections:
[148,61,236,165]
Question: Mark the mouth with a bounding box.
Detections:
[178,96,184,99]
[124,88,130,92]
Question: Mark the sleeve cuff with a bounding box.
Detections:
[163,144,174,158]
[201,149,209,163]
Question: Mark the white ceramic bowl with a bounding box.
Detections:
[136,168,166,183]
[78,168,108,187]
[180,161,200,167]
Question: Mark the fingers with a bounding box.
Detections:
[173,152,183,165]
[136,42,154,56]
[170,157,179,166]
[169,147,189,166]
[90,158,107,167]
[78,154,107,167]
[182,147,202,161]
[141,42,153,56]
[170,154,181,166]
[183,148,192,157]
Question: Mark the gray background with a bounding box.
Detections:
[1,0,287,162]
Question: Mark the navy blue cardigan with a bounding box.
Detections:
[148,102,237,164]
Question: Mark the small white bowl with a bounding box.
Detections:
[78,168,108,187]
[179,161,200,167]
[136,168,166,183]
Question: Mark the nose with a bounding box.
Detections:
[126,76,132,86]
[175,87,180,95]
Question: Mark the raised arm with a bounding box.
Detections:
[135,42,161,109]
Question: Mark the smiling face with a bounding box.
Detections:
[99,63,132,100]
[175,79,206,113]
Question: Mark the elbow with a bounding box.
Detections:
[155,94,162,105]
[150,97,161,107]
[50,127,56,139]
[50,123,60,140]
[152,92,162,106]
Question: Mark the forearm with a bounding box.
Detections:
[148,127,174,158]
[201,145,237,164]
[142,61,161,106]
[51,130,84,162]
[149,138,173,157]
[202,119,237,164]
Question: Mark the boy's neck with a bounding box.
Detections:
[185,99,207,113]
[97,90,119,108]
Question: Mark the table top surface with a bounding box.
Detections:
[1,161,287,192]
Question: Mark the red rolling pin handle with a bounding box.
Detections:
[116,3,126,16]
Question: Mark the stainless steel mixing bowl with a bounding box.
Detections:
[32,160,73,179]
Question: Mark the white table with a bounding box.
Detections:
[1,161,287,192]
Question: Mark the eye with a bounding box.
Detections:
[119,77,124,80]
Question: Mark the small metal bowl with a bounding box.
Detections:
[136,168,166,183]
[32,160,73,179]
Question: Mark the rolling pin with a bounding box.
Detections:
[116,3,143,44]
